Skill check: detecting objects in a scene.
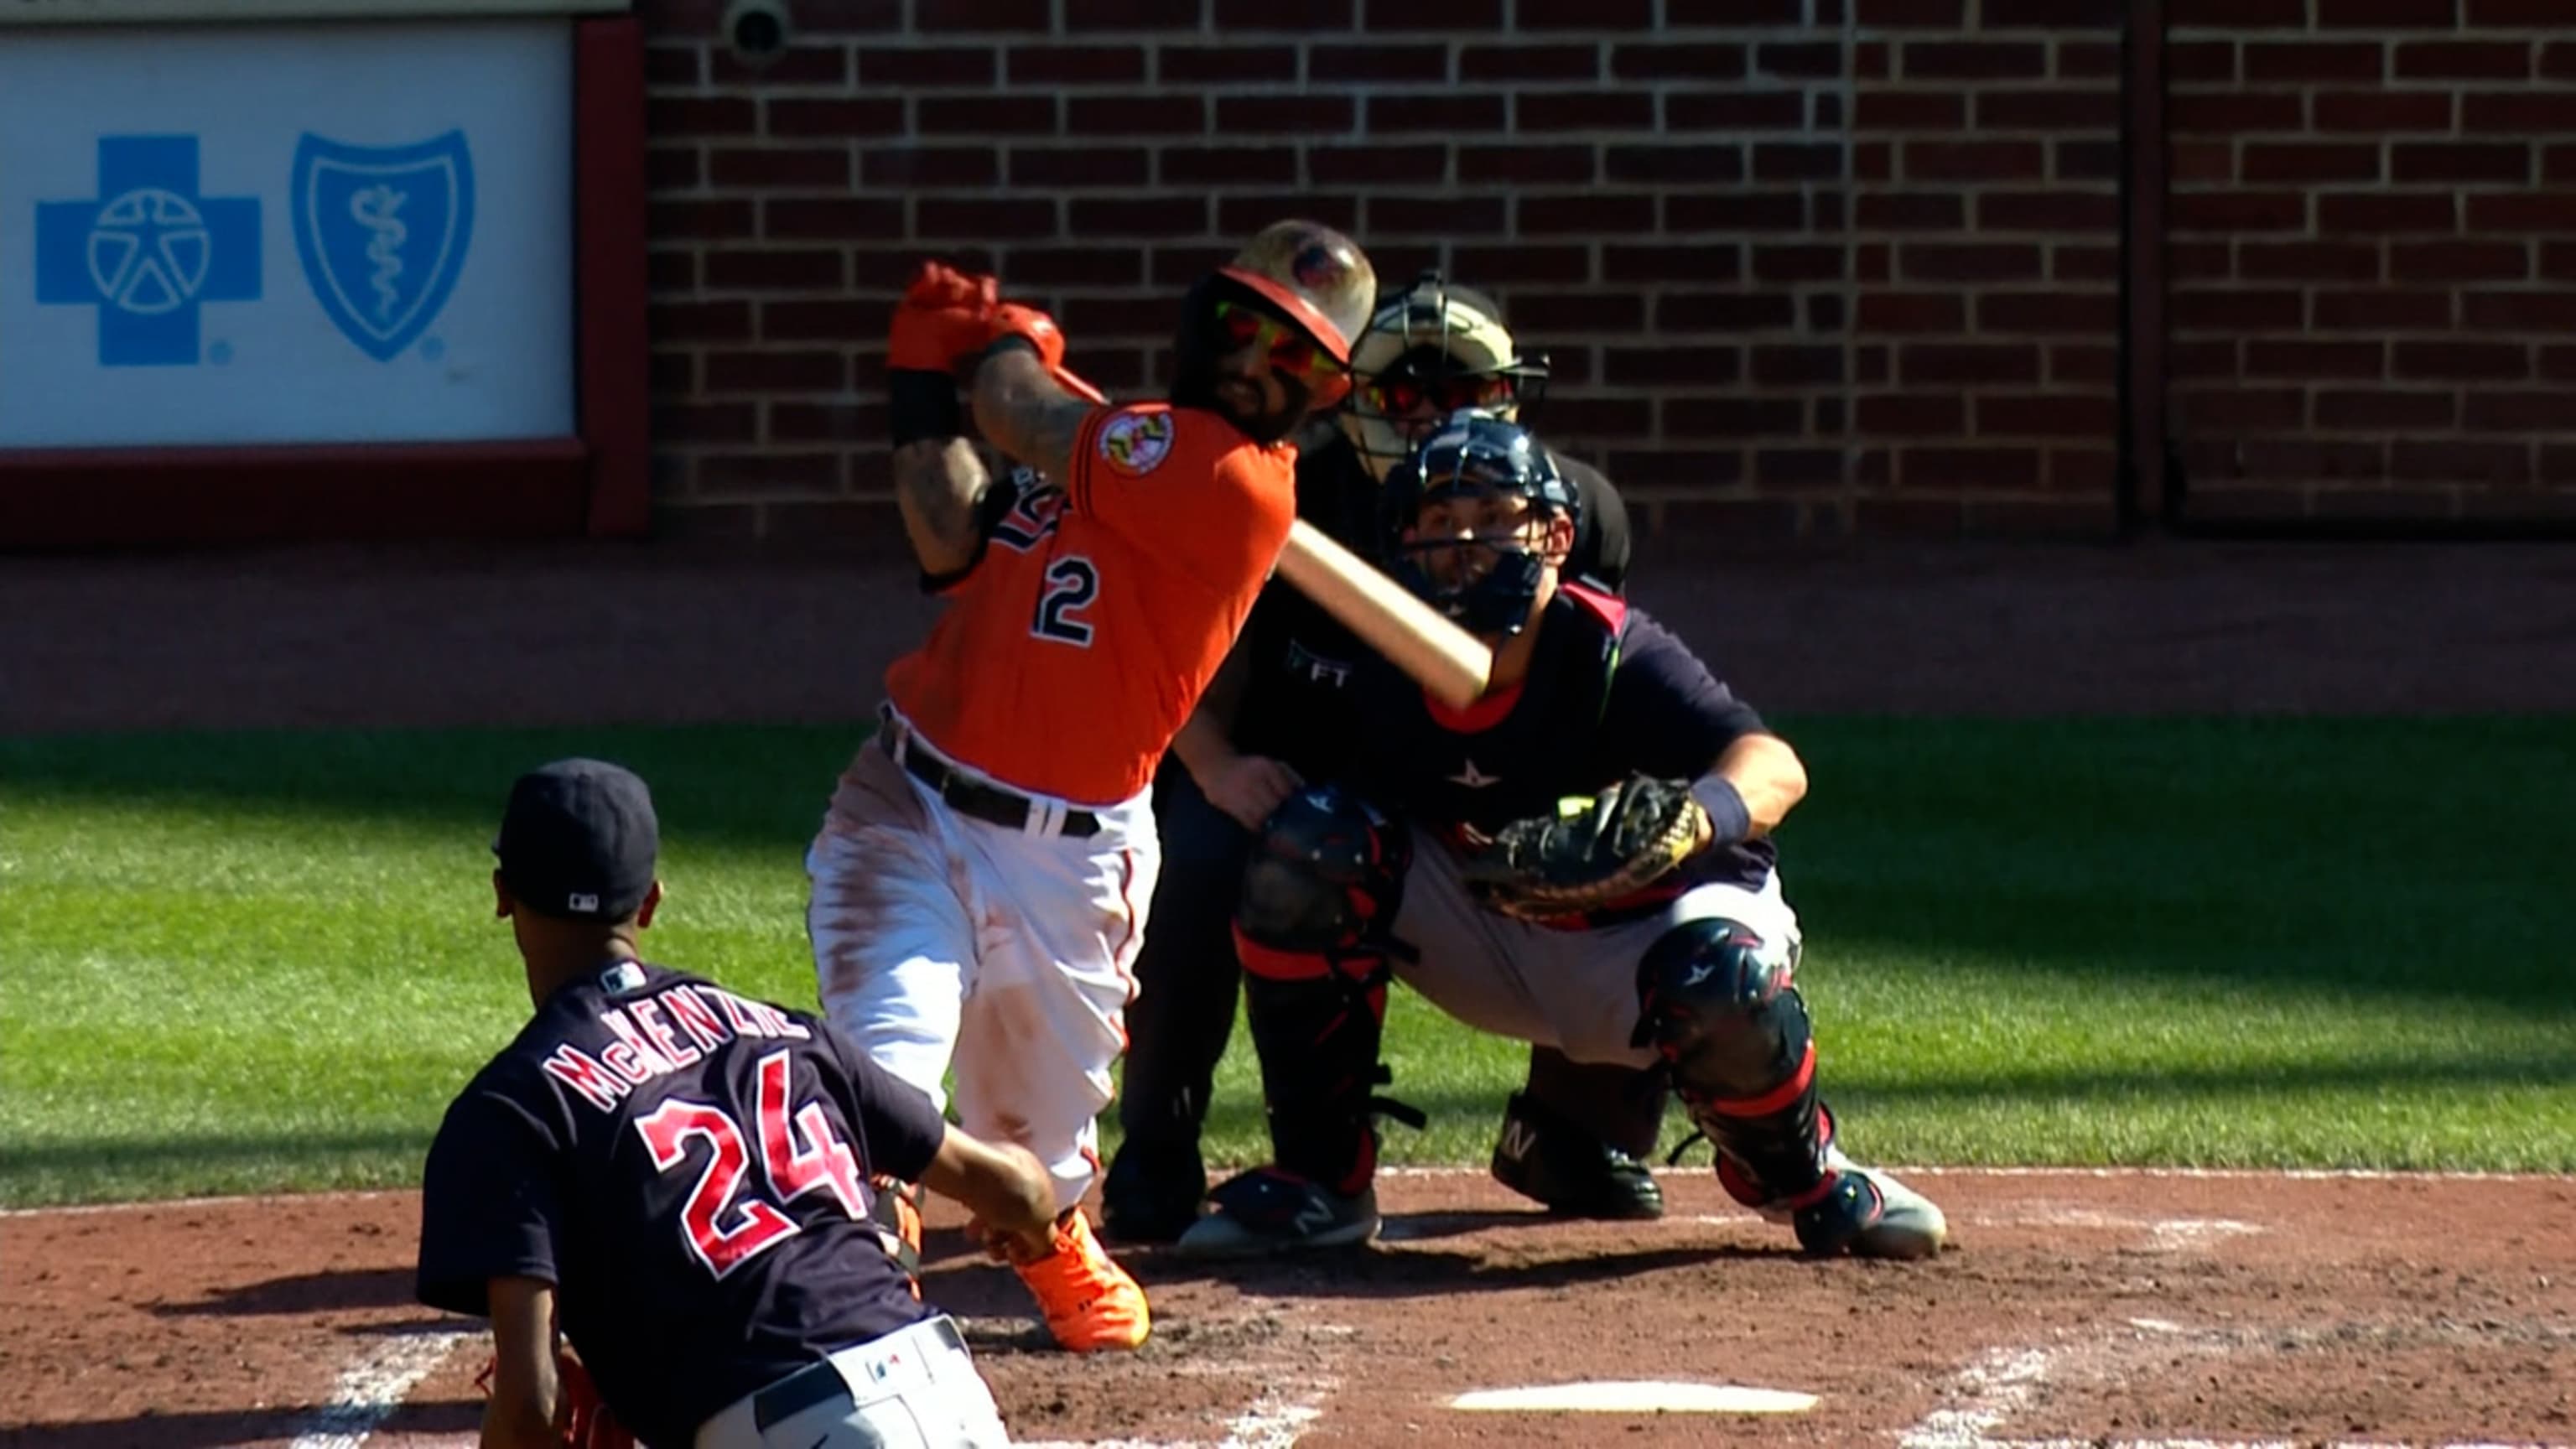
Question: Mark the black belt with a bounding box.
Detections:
[880,726,1101,838]
[752,1317,969,1431]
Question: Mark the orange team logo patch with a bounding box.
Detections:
[1098,411,1176,476]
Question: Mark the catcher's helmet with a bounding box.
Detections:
[1338,272,1551,482]
[1381,412,1580,637]
[1170,219,1376,436]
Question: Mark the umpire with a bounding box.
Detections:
[1103,273,1671,1244]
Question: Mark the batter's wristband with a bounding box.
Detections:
[888,369,965,447]
[1690,775,1753,848]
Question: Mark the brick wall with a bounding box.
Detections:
[636,0,2121,542]
[2168,0,2576,523]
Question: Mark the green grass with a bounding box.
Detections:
[2,717,2570,1208]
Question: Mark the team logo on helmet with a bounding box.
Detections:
[1099,409,1176,476]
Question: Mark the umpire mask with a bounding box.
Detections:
[1337,273,1550,482]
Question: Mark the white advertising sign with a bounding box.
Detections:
[0,20,576,448]
[2,2,628,28]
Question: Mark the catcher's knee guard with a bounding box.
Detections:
[1233,785,1416,1194]
[1633,917,1838,1212]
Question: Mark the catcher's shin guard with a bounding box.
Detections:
[1233,786,1418,1195]
[1632,917,1843,1229]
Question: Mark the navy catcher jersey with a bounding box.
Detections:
[1354,584,1779,894]
[417,960,944,1449]
[1231,433,1632,782]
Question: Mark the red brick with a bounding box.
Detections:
[656,402,760,444]
[1368,194,1507,235]
[1658,292,1800,330]
[1603,345,1743,386]
[2396,341,2529,380]
[914,96,1057,136]
[1667,191,1806,231]
[1519,0,1651,23]
[2057,140,2121,181]
[1903,141,2046,182]
[2051,343,2117,383]
[2053,243,2120,281]
[1459,146,1597,184]
[1605,144,1747,184]
[2058,39,2120,77]
[2315,389,2455,428]
[2164,339,2237,379]
[648,347,695,395]
[1603,451,1754,491]
[654,96,757,137]
[1858,393,1967,435]
[1751,244,1846,283]
[1859,192,1967,231]
[1064,0,1202,28]
[2312,288,2454,328]
[1902,446,2044,487]
[2549,41,2576,80]
[1755,42,1844,80]
[1749,345,1844,386]
[2168,143,2233,184]
[2461,94,2576,135]
[914,0,1046,29]
[2244,143,2383,184]
[1062,295,1186,336]
[2180,387,2306,427]
[647,249,697,291]
[2549,145,2576,184]
[754,89,905,137]
[1976,88,2120,131]
[765,198,903,240]
[2318,0,2460,23]
[652,198,755,239]
[2168,240,2236,280]
[1216,194,1359,232]
[2246,340,2385,379]
[1009,46,1148,85]
[704,349,847,392]
[1464,45,1602,81]
[1972,394,2116,437]
[644,44,702,85]
[2317,192,2456,232]
[697,453,846,497]
[1858,0,1965,23]
[651,301,753,343]
[2168,93,2302,134]
[1976,290,2119,332]
[711,147,852,189]
[1306,144,1447,184]
[2394,143,2530,185]
[768,403,886,443]
[1009,148,1151,187]
[2239,242,2383,283]
[1542,397,1655,436]
[2392,241,2529,282]
[2464,291,2576,331]
[771,0,902,30]
[1451,244,1597,283]
[2170,0,2304,22]
[1853,142,1893,182]
[1900,343,2044,385]
[2246,42,2384,83]
[1519,92,1658,132]
[1213,0,1353,24]
[1858,292,1967,332]
[1160,147,1299,184]
[648,146,702,192]
[1605,243,1749,282]
[2395,42,2532,80]
[1748,449,1843,488]
[1004,247,1146,286]
[1667,91,1809,131]
[1658,397,1806,439]
[1519,193,1655,235]
[1310,43,1449,80]
[1368,93,1508,133]
[2168,41,2238,82]
[704,248,844,290]
[1358,0,1502,24]
[1986,0,2120,21]
[1977,190,2120,231]
[1215,96,1354,132]
[860,146,1000,189]
[1066,96,1206,135]
[761,299,911,341]
[2467,193,2576,230]
[1857,91,1967,130]
[2313,91,2452,132]
[1158,44,1297,82]
[1904,42,2047,80]
[2543,242,2576,281]
[855,46,992,86]
[1754,143,1844,182]
[1667,0,1802,18]
[1509,293,1648,332]
[2391,440,2531,482]
[2170,288,2304,329]
[1901,242,2046,283]
[2474,0,2573,18]
[2463,391,2576,430]
[915,197,1058,240]
[1615,44,1752,80]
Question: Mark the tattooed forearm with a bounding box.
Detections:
[891,436,991,579]
[969,343,1094,485]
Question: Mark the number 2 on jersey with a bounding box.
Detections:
[633,1048,870,1278]
[1032,556,1098,646]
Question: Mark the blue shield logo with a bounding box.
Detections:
[292,131,474,362]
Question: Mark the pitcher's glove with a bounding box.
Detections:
[1460,775,1708,922]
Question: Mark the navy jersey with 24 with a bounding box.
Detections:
[417,960,943,1449]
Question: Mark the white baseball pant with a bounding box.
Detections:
[692,1315,1007,1448]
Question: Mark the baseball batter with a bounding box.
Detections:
[1172,416,1950,1261]
[418,759,1058,1448]
[803,221,1406,1353]
[1104,274,1671,1244]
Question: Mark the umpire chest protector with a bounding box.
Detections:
[1355,584,1627,840]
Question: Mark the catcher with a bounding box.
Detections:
[1174,413,1949,1260]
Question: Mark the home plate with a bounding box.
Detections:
[1449,1381,1818,1414]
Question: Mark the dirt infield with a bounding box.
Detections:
[3,1170,2571,1449]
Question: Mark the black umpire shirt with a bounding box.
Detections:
[417,961,944,1449]
[1230,431,1633,785]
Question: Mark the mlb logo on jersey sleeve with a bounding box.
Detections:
[1098,410,1175,476]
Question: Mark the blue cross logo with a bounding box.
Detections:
[36,136,261,367]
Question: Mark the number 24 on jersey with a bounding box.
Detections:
[633,1049,870,1278]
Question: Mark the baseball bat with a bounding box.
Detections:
[1276,517,1494,710]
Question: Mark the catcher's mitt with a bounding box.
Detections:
[1461,775,1707,922]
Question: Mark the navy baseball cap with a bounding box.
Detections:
[491,759,659,922]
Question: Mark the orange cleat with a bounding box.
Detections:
[1012,1208,1150,1352]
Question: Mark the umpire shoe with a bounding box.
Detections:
[1015,1209,1151,1352]
[1171,1166,1379,1259]
[1488,1091,1666,1221]
[1099,1137,1208,1245]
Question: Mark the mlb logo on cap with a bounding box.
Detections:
[491,759,660,922]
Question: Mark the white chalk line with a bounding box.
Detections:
[1011,1379,1336,1449]
[284,1327,472,1449]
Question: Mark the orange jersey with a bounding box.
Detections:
[884,402,1299,806]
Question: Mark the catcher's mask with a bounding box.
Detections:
[1170,219,1375,444]
[1382,412,1580,637]
[1337,272,1550,483]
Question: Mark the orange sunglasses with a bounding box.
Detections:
[1213,300,1352,403]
